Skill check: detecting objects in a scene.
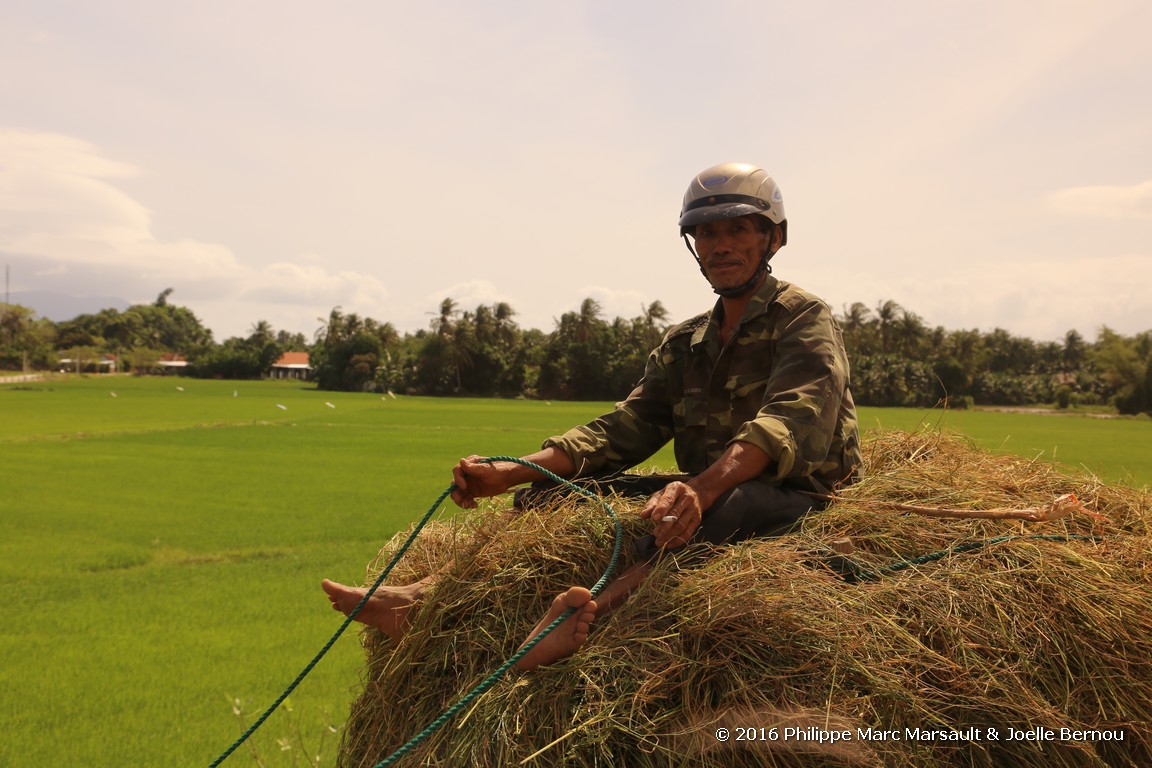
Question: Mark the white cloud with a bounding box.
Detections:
[1047,180,1152,220]
[0,131,150,246]
[0,129,394,339]
[242,262,388,306]
[0,129,138,179]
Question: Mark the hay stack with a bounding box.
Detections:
[338,430,1152,768]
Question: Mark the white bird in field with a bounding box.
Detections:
[176,386,184,392]
[276,404,287,410]
[110,392,117,398]
[233,390,238,397]
[325,402,335,408]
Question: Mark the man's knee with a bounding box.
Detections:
[633,482,817,565]
[701,481,818,543]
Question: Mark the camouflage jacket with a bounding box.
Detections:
[543,275,862,494]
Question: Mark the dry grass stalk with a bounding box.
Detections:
[338,430,1152,768]
[805,491,1092,523]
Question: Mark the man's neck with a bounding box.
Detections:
[716,279,763,344]
[718,273,767,325]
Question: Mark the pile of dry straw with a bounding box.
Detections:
[338,430,1151,768]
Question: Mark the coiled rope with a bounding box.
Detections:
[207,456,623,768]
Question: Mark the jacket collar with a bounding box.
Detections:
[691,274,782,349]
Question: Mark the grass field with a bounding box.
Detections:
[1,375,1149,768]
[856,406,1152,490]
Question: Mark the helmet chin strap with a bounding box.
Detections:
[682,233,772,299]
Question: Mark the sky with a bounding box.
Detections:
[1,0,1150,344]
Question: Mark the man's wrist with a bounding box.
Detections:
[685,479,716,514]
[507,447,578,487]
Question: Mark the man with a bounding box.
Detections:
[323,162,861,670]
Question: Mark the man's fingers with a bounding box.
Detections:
[650,483,703,546]
[452,459,471,489]
[659,488,689,518]
[451,456,487,508]
[640,487,671,519]
[454,454,491,487]
[449,487,473,509]
[644,484,702,541]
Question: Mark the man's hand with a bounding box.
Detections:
[451,455,518,508]
[640,481,704,548]
[449,447,579,509]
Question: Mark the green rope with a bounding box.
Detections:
[845,533,1103,581]
[206,457,622,768]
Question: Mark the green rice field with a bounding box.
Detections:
[1,375,1148,768]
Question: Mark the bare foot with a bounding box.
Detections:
[514,587,598,671]
[321,578,425,643]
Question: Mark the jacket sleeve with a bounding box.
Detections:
[729,296,850,483]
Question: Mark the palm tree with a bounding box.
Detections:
[492,301,518,346]
[642,300,670,349]
[1062,330,1087,374]
[248,320,274,346]
[435,298,458,337]
[838,301,875,355]
[894,309,926,356]
[945,329,983,372]
[576,298,603,343]
[316,307,345,345]
[875,300,902,355]
[839,302,872,334]
[449,316,476,392]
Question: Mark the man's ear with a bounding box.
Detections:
[768,223,784,254]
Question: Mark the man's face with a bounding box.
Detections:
[692,215,774,293]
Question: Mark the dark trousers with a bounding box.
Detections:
[513,472,820,564]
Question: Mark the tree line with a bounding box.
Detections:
[2,291,1150,415]
[839,300,1151,414]
[310,297,669,401]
